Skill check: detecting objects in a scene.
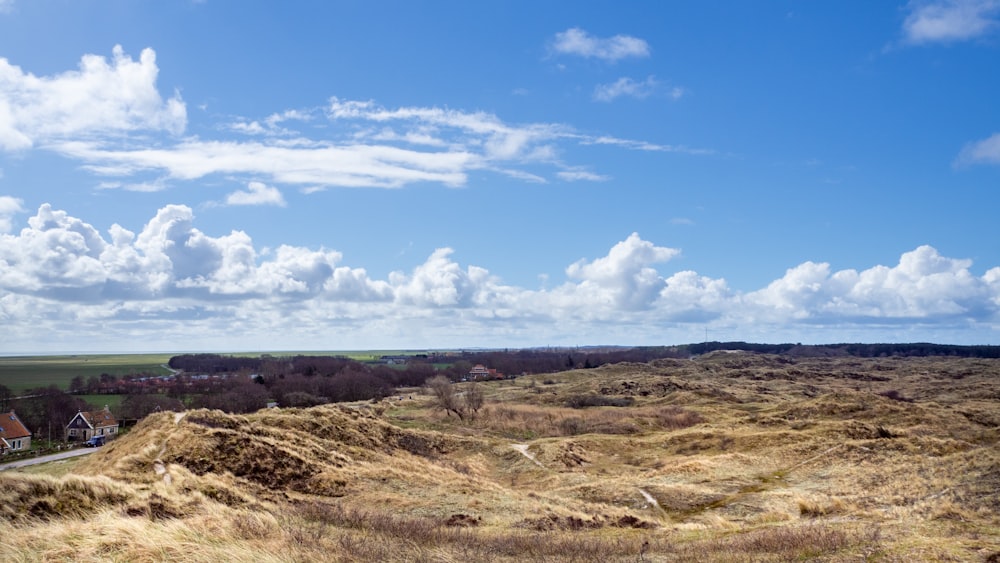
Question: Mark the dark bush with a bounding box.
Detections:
[565,394,634,409]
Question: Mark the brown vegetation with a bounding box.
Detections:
[2,353,999,561]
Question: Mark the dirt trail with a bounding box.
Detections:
[510,442,668,521]
[153,412,187,485]
[511,443,546,469]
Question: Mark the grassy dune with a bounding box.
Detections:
[1,352,998,561]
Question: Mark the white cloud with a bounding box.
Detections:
[225,181,287,207]
[551,28,651,62]
[0,0,13,14]
[957,132,1000,164]
[593,76,657,102]
[657,271,732,321]
[903,0,1000,44]
[0,45,186,151]
[52,139,473,189]
[1,205,996,350]
[0,195,24,233]
[565,233,680,310]
[0,203,384,302]
[46,94,705,190]
[593,76,686,103]
[746,245,994,321]
[0,46,710,193]
[557,169,610,182]
[228,109,312,137]
[581,135,714,156]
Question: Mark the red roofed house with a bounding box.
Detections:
[0,411,32,454]
[468,364,503,381]
[66,406,119,443]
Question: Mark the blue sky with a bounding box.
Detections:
[0,0,998,353]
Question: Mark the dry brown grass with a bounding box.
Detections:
[1,353,999,561]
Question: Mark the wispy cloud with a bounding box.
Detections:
[0,195,24,233]
[591,76,684,103]
[54,139,474,189]
[226,109,313,137]
[957,132,1000,165]
[557,169,609,182]
[580,135,714,156]
[551,28,651,62]
[902,0,1000,44]
[2,46,710,196]
[593,76,659,102]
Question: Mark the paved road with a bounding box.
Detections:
[0,447,96,471]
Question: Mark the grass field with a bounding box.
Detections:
[0,354,174,393]
[0,350,445,394]
[2,352,998,561]
[75,394,124,411]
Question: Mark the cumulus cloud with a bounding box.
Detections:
[0,204,997,350]
[551,28,651,62]
[0,45,186,151]
[224,182,287,207]
[957,132,1000,165]
[0,203,388,302]
[565,233,680,310]
[747,245,995,321]
[902,0,1000,44]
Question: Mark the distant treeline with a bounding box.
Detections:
[169,341,1000,381]
[685,341,1000,358]
[168,347,693,382]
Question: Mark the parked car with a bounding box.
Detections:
[84,435,106,447]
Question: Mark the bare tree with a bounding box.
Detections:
[426,375,465,420]
[426,376,486,421]
[464,383,485,417]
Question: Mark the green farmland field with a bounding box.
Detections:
[0,354,174,393]
[0,350,445,394]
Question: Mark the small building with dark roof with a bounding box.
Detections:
[66,406,119,443]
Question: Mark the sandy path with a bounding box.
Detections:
[153,411,187,485]
[511,443,546,468]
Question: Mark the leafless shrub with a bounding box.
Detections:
[798,496,851,517]
[559,416,586,436]
[712,524,852,558]
[654,405,705,430]
[875,424,898,439]
[565,394,634,408]
[878,389,914,402]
